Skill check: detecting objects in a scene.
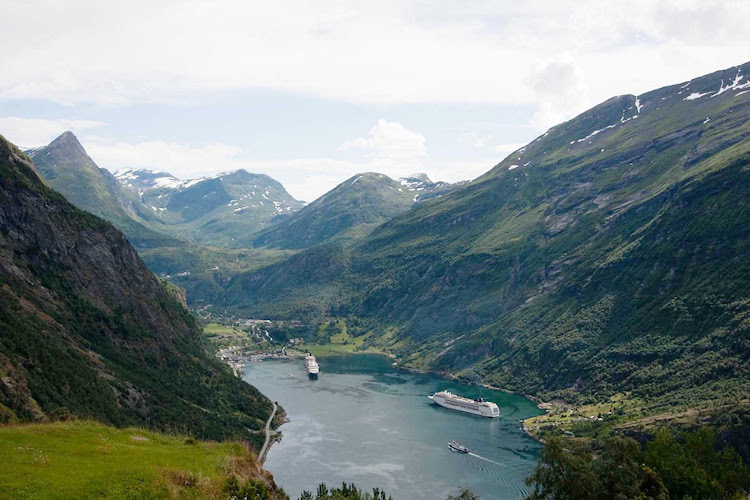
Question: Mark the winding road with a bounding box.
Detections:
[259,402,278,463]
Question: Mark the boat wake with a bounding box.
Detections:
[462,453,530,497]
[467,452,505,467]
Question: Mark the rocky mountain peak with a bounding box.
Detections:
[44,130,88,159]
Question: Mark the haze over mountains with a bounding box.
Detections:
[26,134,305,248]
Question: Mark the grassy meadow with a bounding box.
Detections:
[0,420,278,499]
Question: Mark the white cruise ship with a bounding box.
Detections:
[304,353,319,380]
[429,390,499,418]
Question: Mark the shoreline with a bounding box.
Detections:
[241,355,541,499]
[234,348,549,449]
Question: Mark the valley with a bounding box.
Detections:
[2,54,749,499]
[19,62,750,433]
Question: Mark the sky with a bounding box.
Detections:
[1,1,748,201]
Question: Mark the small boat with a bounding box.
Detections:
[449,441,470,453]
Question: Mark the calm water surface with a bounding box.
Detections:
[242,354,542,500]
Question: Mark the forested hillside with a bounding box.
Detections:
[0,134,274,446]
[250,172,462,249]
[224,62,750,412]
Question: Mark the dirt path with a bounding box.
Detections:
[259,402,278,463]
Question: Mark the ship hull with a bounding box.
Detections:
[308,372,318,380]
[449,443,470,453]
[429,394,500,418]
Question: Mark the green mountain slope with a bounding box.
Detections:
[116,168,304,247]
[139,244,295,307]
[0,134,274,445]
[26,132,177,249]
[250,172,463,250]
[224,62,750,411]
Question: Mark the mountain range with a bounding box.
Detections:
[115,167,304,246]
[221,62,750,412]
[25,133,463,253]
[249,172,465,249]
[25,135,305,248]
[11,61,750,419]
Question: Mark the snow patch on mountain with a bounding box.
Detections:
[114,168,183,189]
[712,69,750,97]
[684,91,711,101]
[574,123,618,144]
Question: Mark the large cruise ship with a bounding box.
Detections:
[429,390,500,418]
[304,353,319,380]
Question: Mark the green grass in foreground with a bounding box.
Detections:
[0,420,277,499]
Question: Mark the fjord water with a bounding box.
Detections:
[242,355,543,500]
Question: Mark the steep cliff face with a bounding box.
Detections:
[0,134,272,445]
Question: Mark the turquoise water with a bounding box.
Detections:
[242,354,542,500]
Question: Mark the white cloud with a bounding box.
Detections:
[5,1,746,202]
[81,125,488,202]
[528,54,590,131]
[84,138,243,180]
[460,132,493,148]
[1,0,747,118]
[0,117,105,148]
[340,119,427,162]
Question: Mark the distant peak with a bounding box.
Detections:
[399,172,434,184]
[48,130,85,153]
[401,173,432,183]
[208,169,261,180]
[53,130,80,144]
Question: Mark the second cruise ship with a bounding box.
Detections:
[429,390,500,418]
[305,353,319,380]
